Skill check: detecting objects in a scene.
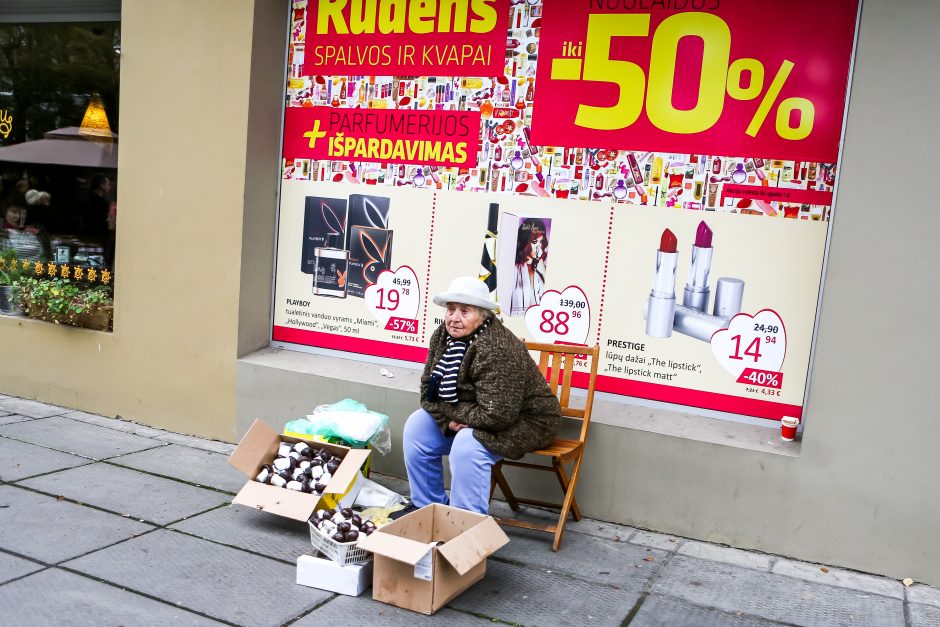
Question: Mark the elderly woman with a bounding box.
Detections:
[400,276,562,515]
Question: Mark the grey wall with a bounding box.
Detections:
[234,0,940,585]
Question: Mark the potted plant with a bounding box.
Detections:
[0,249,28,315]
[14,277,113,331]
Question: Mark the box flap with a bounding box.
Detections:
[357,530,435,566]
[232,480,317,521]
[228,419,281,478]
[323,447,370,494]
[437,517,509,576]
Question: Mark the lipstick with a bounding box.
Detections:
[645,229,678,338]
[683,221,714,313]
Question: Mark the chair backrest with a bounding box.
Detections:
[524,341,600,444]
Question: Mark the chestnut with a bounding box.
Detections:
[326,460,340,475]
[351,514,362,527]
[270,474,287,488]
[286,480,303,491]
[314,482,327,494]
[319,450,331,462]
[331,532,346,543]
[340,508,353,519]
[255,467,271,484]
[293,442,311,455]
[337,521,351,533]
[278,443,292,458]
[345,529,359,542]
[309,466,324,480]
[272,457,291,471]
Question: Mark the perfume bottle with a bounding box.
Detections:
[313,234,348,298]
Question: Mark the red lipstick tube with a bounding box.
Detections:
[683,221,714,312]
[646,229,678,338]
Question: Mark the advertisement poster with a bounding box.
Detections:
[273,0,860,422]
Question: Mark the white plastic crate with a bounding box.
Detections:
[308,521,371,566]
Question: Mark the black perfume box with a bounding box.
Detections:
[345,194,390,249]
[347,225,393,298]
[301,196,347,274]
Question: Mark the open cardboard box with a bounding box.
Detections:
[228,419,370,522]
[357,504,509,615]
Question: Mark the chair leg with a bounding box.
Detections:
[551,458,583,522]
[492,462,520,511]
[552,453,584,551]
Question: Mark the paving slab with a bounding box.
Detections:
[490,500,632,542]
[651,555,905,627]
[495,524,666,589]
[910,602,940,627]
[0,568,222,626]
[170,503,311,563]
[630,594,782,626]
[294,593,494,626]
[0,415,164,460]
[155,432,236,455]
[110,444,245,494]
[19,463,231,525]
[629,529,683,552]
[62,410,168,438]
[0,437,91,482]
[772,558,903,599]
[0,551,44,584]
[0,414,34,426]
[0,398,69,418]
[0,485,152,563]
[63,529,330,625]
[678,540,774,571]
[909,583,940,607]
[449,557,640,626]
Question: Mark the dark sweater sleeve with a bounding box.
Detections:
[436,339,523,432]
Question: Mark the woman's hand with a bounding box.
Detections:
[448,421,468,432]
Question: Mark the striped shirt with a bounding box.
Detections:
[431,317,491,403]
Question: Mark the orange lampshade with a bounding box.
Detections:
[79,94,112,139]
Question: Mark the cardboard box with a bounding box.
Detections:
[495,213,551,317]
[228,419,370,522]
[301,196,348,275]
[347,225,393,298]
[296,553,373,596]
[357,504,509,615]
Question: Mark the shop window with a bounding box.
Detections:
[0,22,119,331]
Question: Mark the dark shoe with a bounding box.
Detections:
[388,503,419,521]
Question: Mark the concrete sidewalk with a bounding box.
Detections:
[0,394,937,627]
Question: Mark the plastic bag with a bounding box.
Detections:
[284,398,391,454]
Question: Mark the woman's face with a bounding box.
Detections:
[529,233,544,261]
[444,303,486,339]
[4,206,26,228]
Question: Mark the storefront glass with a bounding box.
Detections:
[0,21,119,330]
[271,1,860,425]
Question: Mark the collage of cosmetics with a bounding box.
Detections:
[283,0,837,222]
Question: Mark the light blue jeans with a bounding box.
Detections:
[402,408,502,514]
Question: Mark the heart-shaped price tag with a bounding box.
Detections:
[710,309,787,379]
[364,266,421,331]
[524,286,591,345]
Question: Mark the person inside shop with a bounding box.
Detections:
[1,192,49,262]
[510,218,548,316]
[83,174,112,240]
[398,276,562,517]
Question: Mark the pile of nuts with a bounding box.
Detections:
[254,441,342,495]
[310,507,377,544]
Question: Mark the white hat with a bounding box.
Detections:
[433,276,498,310]
[25,189,42,205]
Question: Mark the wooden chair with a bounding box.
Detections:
[490,341,600,551]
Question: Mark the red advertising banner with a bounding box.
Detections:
[303,0,510,76]
[283,107,481,167]
[531,1,859,163]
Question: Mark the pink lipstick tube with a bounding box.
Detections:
[646,229,678,338]
[683,221,714,312]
